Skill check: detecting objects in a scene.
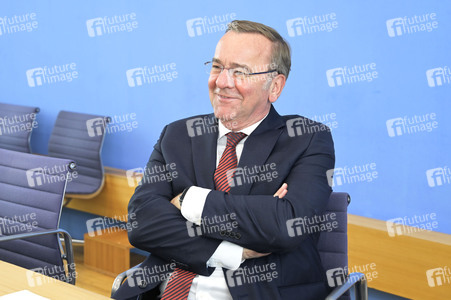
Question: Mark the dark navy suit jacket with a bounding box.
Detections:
[114,105,335,300]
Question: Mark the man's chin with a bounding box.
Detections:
[213,108,237,122]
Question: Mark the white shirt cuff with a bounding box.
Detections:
[181,186,211,225]
[206,241,243,270]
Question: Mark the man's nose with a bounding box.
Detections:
[215,68,235,89]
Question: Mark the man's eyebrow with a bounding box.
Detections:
[212,58,251,70]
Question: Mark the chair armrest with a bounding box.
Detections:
[111,264,142,297]
[326,272,368,300]
[0,229,76,285]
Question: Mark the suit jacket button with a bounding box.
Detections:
[230,232,236,237]
[220,231,226,236]
[235,233,241,239]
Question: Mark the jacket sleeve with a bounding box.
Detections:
[127,125,220,276]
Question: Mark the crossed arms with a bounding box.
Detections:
[128,124,334,276]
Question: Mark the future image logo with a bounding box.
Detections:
[0,213,38,236]
[26,68,45,87]
[426,167,451,188]
[286,116,333,137]
[86,18,104,37]
[126,68,144,87]
[426,267,451,287]
[286,13,338,37]
[386,213,438,237]
[326,264,377,287]
[0,112,38,136]
[25,164,77,188]
[326,164,378,187]
[126,168,144,187]
[185,116,221,137]
[186,18,203,37]
[426,67,451,87]
[326,63,378,87]
[26,63,78,87]
[126,64,178,87]
[0,13,38,36]
[386,13,438,37]
[386,113,438,138]
[226,163,278,188]
[386,18,403,37]
[186,13,236,37]
[286,212,338,237]
[86,117,106,137]
[25,167,46,187]
[326,267,346,287]
[186,221,203,237]
[86,113,137,137]
[125,263,175,288]
[86,217,106,237]
[186,213,238,237]
[26,264,77,287]
[126,163,178,187]
[86,214,138,237]
[86,13,138,37]
[225,263,278,287]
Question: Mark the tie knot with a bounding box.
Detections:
[226,132,247,147]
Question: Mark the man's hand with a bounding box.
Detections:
[273,182,288,198]
[242,183,288,260]
[170,192,182,210]
[242,248,271,259]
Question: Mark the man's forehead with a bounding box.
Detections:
[214,31,272,66]
[212,58,250,69]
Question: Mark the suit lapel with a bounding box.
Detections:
[230,105,285,195]
[191,114,218,189]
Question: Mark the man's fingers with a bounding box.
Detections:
[273,184,284,197]
[242,248,272,260]
[277,188,288,199]
[170,192,182,210]
[273,183,288,198]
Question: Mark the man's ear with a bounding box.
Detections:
[268,74,286,103]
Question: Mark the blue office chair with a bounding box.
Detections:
[0,102,40,153]
[48,110,110,204]
[320,192,367,300]
[110,192,367,300]
[0,148,76,284]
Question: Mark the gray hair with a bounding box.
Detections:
[226,20,291,79]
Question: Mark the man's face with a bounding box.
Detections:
[208,31,275,130]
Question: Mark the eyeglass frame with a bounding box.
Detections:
[204,61,279,79]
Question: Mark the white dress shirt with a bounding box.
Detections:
[163,116,266,300]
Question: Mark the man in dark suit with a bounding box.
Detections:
[115,20,335,300]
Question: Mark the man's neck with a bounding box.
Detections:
[218,112,269,137]
[219,108,271,132]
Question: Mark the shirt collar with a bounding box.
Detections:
[217,113,269,141]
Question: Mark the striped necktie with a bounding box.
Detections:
[214,132,247,192]
[161,132,246,300]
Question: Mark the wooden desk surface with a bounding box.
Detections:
[0,261,111,299]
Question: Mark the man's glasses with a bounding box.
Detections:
[204,61,278,80]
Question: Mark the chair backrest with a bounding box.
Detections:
[0,102,40,153]
[0,148,75,279]
[48,110,109,197]
[318,192,351,299]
